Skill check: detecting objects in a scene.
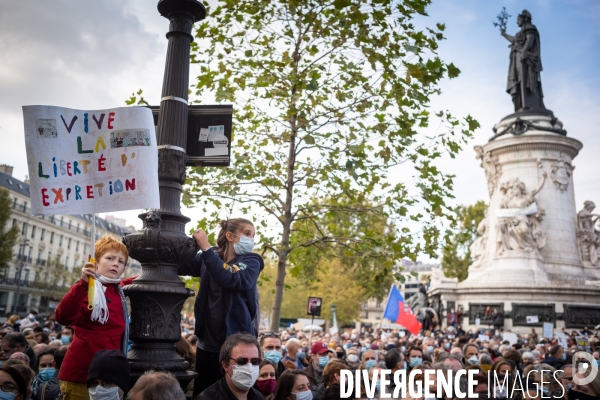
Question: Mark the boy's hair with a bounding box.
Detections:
[95,236,129,265]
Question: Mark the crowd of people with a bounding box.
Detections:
[0,218,598,400]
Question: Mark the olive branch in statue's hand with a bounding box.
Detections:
[493,7,511,33]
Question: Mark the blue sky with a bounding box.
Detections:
[0,0,598,234]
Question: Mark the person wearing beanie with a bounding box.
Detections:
[87,350,131,399]
[56,236,135,399]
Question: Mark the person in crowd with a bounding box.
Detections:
[544,345,565,369]
[333,345,345,362]
[87,349,131,400]
[33,344,48,356]
[260,333,285,376]
[175,337,197,398]
[492,309,504,331]
[503,348,524,374]
[59,327,74,346]
[31,348,55,398]
[19,310,39,330]
[405,346,423,372]
[446,307,462,328]
[1,333,37,370]
[361,349,377,371]
[34,333,49,345]
[32,345,67,400]
[197,333,263,400]
[48,341,62,350]
[272,369,312,400]
[462,343,480,366]
[344,348,360,372]
[254,360,277,400]
[3,315,20,332]
[305,342,332,400]
[56,236,134,399]
[179,218,264,397]
[478,353,493,373]
[522,351,534,368]
[0,363,31,400]
[126,371,186,400]
[281,339,305,370]
[9,353,29,367]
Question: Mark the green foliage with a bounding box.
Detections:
[259,258,366,326]
[33,255,79,298]
[179,0,477,330]
[441,200,487,281]
[125,89,149,106]
[0,189,19,270]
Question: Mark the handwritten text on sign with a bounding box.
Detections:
[23,106,160,216]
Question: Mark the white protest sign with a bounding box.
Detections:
[24,106,159,216]
[503,332,518,346]
[478,334,490,342]
[543,322,553,339]
[556,332,568,348]
[526,315,539,324]
[475,318,481,326]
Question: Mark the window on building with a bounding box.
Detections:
[47,252,52,264]
[21,222,27,236]
[60,217,64,227]
[77,223,80,233]
[0,292,7,307]
[40,229,45,241]
[68,238,72,249]
[83,244,88,256]
[75,241,79,251]
[27,247,33,261]
[23,270,29,283]
[23,202,27,211]
[12,198,17,208]
[30,226,36,239]
[37,249,42,263]
[59,235,63,246]
[50,232,54,244]
[12,219,17,228]
[363,301,368,308]
[376,300,381,308]
[65,256,69,270]
[68,220,71,230]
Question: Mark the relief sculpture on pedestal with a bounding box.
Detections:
[496,163,547,255]
[475,146,502,196]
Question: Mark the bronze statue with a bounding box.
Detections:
[501,10,546,112]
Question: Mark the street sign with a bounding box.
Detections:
[149,105,233,167]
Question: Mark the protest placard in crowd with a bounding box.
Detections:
[23,105,159,215]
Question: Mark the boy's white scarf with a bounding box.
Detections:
[90,274,129,354]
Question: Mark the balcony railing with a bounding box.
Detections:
[0,277,33,287]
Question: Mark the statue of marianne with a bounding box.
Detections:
[501,10,546,113]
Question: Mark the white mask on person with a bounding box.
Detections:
[88,385,121,400]
[233,235,255,255]
[229,363,259,390]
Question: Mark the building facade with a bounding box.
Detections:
[0,165,141,317]
[359,260,437,327]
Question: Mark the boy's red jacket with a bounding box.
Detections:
[56,277,134,384]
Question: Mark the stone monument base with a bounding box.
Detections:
[429,280,600,332]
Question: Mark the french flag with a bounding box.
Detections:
[383,284,422,335]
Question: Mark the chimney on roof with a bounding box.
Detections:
[0,165,13,176]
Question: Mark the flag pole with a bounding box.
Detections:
[87,214,96,310]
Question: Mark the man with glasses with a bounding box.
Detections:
[259,332,286,375]
[1,333,37,369]
[198,333,263,400]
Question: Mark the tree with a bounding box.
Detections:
[259,257,366,327]
[0,188,19,271]
[441,200,487,281]
[175,0,478,330]
[33,255,79,298]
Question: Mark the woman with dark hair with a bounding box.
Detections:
[255,360,278,400]
[0,363,31,400]
[273,370,312,400]
[179,218,265,397]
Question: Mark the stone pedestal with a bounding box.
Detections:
[429,113,600,332]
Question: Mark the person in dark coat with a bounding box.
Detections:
[544,345,565,369]
[32,345,67,400]
[492,309,504,331]
[196,333,263,400]
[180,218,264,397]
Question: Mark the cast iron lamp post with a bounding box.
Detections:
[122,0,205,385]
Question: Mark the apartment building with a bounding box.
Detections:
[0,165,141,317]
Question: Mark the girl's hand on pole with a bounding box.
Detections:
[81,262,96,282]
[192,229,210,250]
